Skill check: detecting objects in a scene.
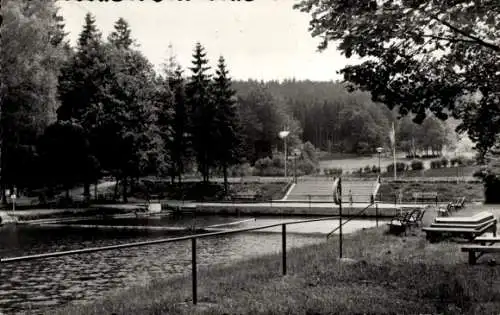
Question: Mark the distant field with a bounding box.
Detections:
[319,151,477,175]
[380,165,478,178]
[319,155,405,173]
[378,181,484,203]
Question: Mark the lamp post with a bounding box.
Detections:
[279,130,290,178]
[376,147,383,175]
[292,148,301,183]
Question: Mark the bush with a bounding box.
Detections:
[371,165,380,173]
[386,162,407,174]
[229,163,254,177]
[410,160,424,171]
[440,158,449,168]
[272,155,283,168]
[324,168,343,176]
[363,165,371,173]
[430,160,442,169]
[254,157,272,171]
[463,157,476,166]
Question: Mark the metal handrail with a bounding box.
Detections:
[0,214,354,305]
[326,202,375,239]
[0,216,343,264]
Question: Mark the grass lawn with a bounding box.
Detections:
[382,166,479,178]
[49,227,500,315]
[127,180,290,202]
[378,181,484,203]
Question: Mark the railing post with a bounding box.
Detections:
[192,238,197,305]
[376,202,379,227]
[282,224,287,275]
[339,197,343,259]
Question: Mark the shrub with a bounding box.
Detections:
[272,155,284,168]
[371,165,380,173]
[254,157,272,171]
[450,157,457,167]
[324,167,342,176]
[441,158,449,168]
[430,160,442,169]
[364,165,371,173]
[387,162,407,173]
[463,157,476,166]
[411,160,424,171]
[229,163,254,177]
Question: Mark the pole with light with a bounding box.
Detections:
[278,130,290,178]
[292,148,301,184]
[376,147,383,175]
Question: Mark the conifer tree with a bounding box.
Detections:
[212,56,241,192]
[164,46,189,183]
[186,43,217,183]
[108,17,133,49]
[100,18,162,201]
[57,13,109,198]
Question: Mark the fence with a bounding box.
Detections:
[1,210,377,306]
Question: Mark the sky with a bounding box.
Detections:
[57,0,360,82]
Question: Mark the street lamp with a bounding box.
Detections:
[278,130,290,178]
[376,147,383,175]
[292,148,301,183]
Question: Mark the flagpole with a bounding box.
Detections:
[392,122,397,180]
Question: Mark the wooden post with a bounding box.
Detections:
[192,238,197,304]
[282,224,287,275]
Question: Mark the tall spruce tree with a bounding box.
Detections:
[186,43,217,183]
[108,17,133,49]
[164,47,189,184]
[101,18,162,202]
[212,56,241,193]
[57,13,109,199]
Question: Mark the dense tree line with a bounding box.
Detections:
[0,1,458,203]
[1,3,241,201]
[233,80,454,156]
[295,0,499,160]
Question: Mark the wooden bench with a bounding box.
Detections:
[461,245,500,264]
[408,208,426,227]
[412,192,438,205]
[232,193,258,202]
[450,196,466,210]
[387,208,424,235]
[471,236,500,245]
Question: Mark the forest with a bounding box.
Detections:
[0,0,455,201]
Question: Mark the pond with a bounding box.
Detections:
[0,214,383,314]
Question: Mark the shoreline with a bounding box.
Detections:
[1,201,429,225]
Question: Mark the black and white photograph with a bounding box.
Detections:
[0,0,499,314]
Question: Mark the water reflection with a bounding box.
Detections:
[0,224,321,313]
[0,215,383,314]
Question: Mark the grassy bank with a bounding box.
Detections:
[125,180,290,202]
[378,181,484,203]
[49,227,500,315]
